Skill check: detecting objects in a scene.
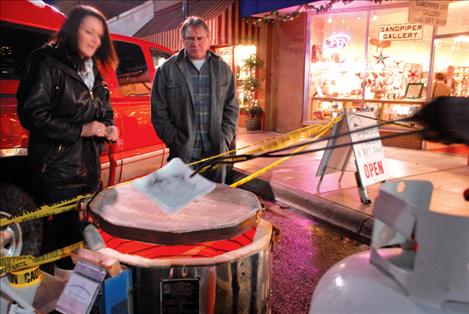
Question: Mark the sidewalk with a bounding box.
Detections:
[234,128,469,239]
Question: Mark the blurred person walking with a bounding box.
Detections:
[17,5,118,270]
[432,72,451,99]
[445,65,457,96]
[151,16,239,183]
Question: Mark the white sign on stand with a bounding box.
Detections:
[316,112,388,203]
[347,113,388,186]
[316,115,353,178]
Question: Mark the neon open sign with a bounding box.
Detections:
[324,33,350,50]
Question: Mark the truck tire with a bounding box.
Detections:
[0,184,43,257]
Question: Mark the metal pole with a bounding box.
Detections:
[182,0,188,19]
[355,160,371,204]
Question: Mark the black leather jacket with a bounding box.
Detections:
[17,44,114,191]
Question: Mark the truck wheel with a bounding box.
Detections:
[0,184,43,257]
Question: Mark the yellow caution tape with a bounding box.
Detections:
[242,117,342,155]
[0,118,340,278]
[190,117,342,178]
[0,255,35,276]
[0,194,93,228]
[0,241,84,276]
[7,266,42,287]
[231,117,342,188]
[0,117,341,228]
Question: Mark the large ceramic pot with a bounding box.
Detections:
[246,118,261,131]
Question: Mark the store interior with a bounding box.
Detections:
[306,1,469,126]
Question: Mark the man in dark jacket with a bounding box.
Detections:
[151,16,239,183]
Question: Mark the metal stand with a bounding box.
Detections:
[338,147,353,184]
[354,164,371,204]
[317,121,351,192]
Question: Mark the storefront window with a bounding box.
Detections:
[432,37,469,97]
[432,1,469,98]
[215,46,234,69]
[307,11,367,120]
[367,8,432,98]
[305,4,434,123]
[215,45,257,109]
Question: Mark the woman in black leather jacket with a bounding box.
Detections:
[17,5,118,270]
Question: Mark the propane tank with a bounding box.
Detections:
[310,180,469,314]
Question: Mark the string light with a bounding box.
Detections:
[246,0,387,25]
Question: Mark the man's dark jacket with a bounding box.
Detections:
[151,49,239,163]
[17,44,114,191]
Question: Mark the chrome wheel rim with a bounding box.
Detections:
[0,211,23,257]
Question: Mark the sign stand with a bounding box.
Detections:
[338,147,353,184]
[354,167,371,204]
[316,112,388,204]
[317,117,354,192]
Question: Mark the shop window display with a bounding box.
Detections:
[432,38,469,97]
[305,5,437,124]
[214,45,259,128]
[365,7,432,122]
[308,11,367,120]
[432,0,469,98]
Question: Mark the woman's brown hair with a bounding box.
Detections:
[435,72,446,81]
[53,5,118,70]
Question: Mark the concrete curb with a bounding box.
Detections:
[232,169,374,240]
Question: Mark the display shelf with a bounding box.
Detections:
[309,96,424,126]
[454,66,469,97]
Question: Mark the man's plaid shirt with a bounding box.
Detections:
[184,56,212,162]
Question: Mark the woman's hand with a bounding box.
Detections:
[81,121,107,137]
[105,125,119,142]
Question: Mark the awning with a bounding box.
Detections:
[50,0,146,19]
[137,0,259,52]
[240,0,314,17]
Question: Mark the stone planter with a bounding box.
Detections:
[246,118,261,131]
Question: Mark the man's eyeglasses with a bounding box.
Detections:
[183,36,208,43]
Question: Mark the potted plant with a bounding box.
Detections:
[239,54,263,131]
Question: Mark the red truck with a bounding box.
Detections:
[0,0,172,256]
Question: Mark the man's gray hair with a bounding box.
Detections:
[180,16,210,38]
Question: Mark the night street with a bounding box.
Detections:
[1,0,468,313]
[261,200,368,313]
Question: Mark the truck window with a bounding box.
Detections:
[114,40,151,96]
[150,48,170,69]
[0,23,51,81]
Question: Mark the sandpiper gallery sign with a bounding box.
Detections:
[408,0,449,26]
[378,23,424,41]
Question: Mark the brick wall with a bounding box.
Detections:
[268,14,307,133]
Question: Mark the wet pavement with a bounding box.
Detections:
[261,200,368,314]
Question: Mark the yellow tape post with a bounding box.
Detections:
[0,241,84,276]
[7,266,42,287]
[230,117,342,188]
